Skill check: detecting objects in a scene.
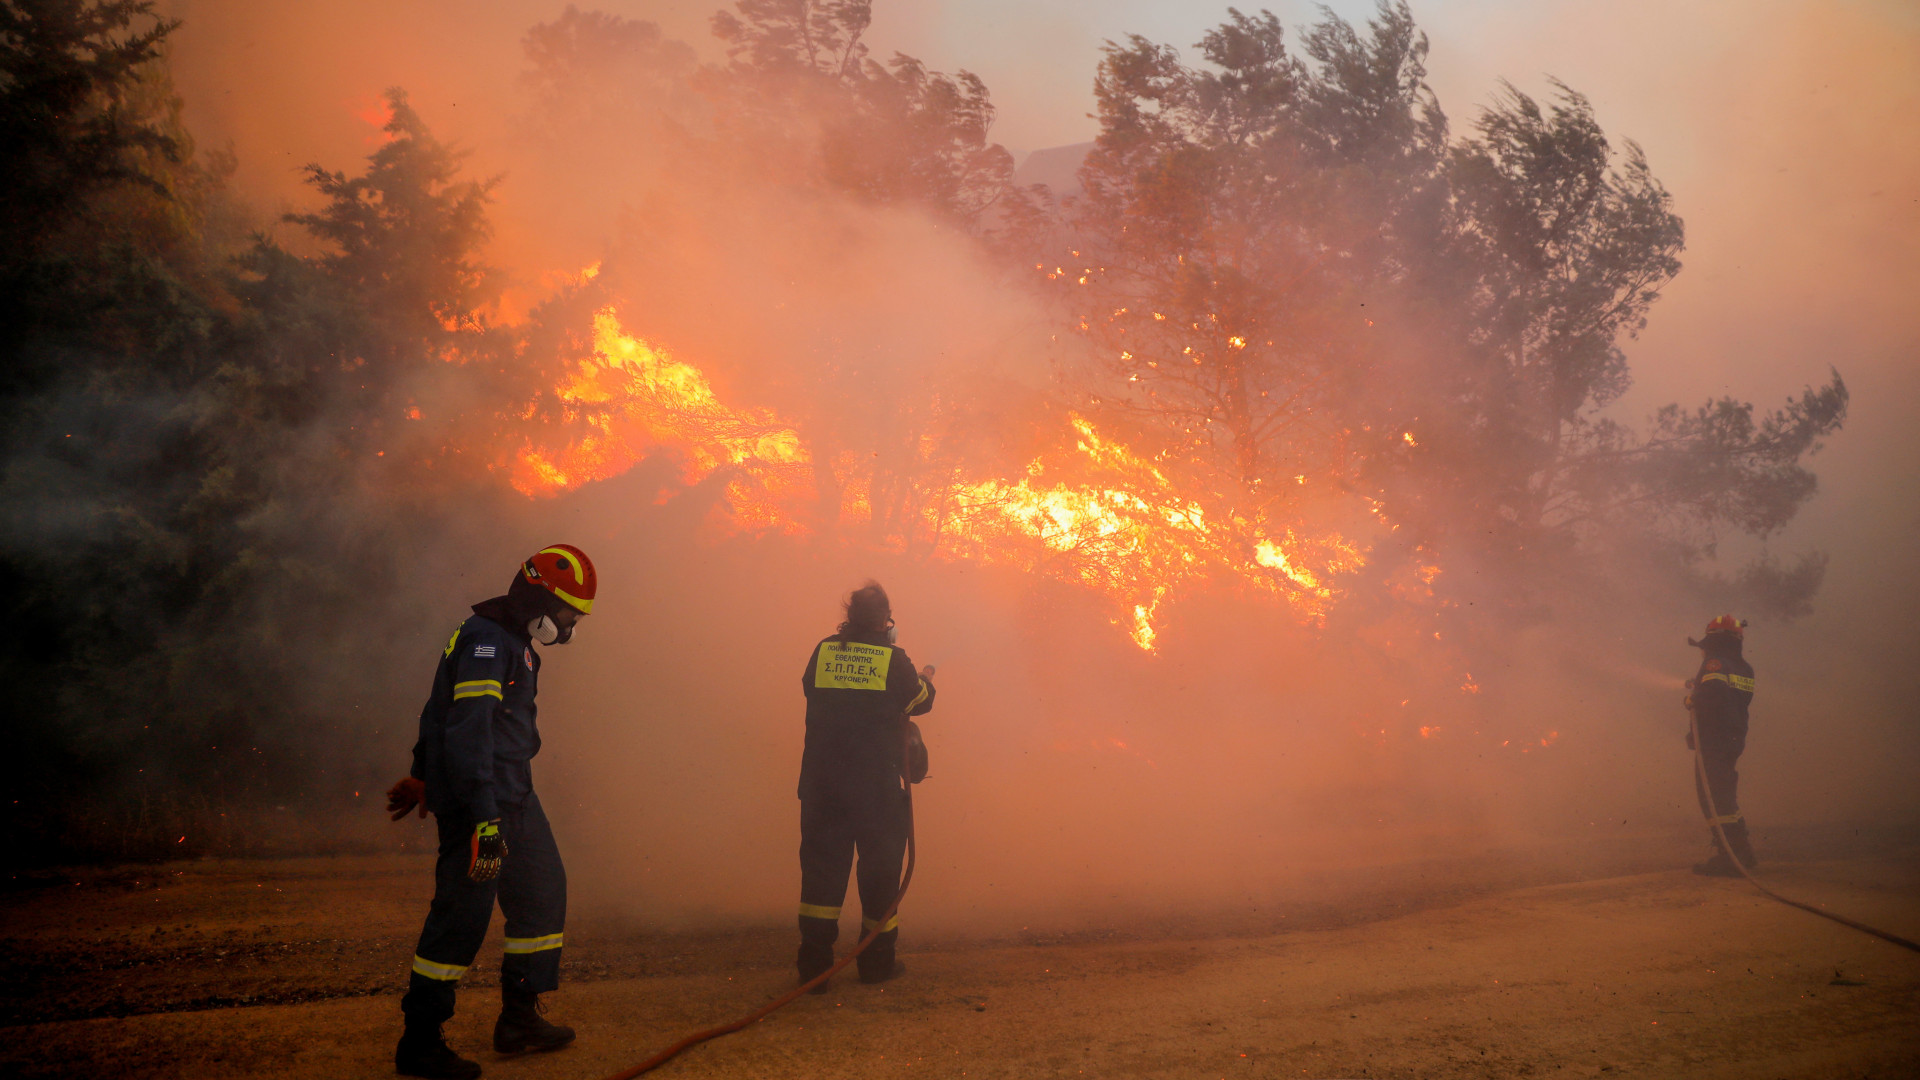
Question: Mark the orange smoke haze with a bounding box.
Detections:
[160,0,1919,929]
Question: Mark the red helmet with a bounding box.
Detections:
[1704,614,1745,639]
[521,545,596,614]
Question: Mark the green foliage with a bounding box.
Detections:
[286,90,499,344]
[1,15,533,863]
[1445,81,1685,441]
[520,6,699,140]
[709,0,1013,225]
[1034,1,1840,615]
[1067,2,1444,501]
[711,0,870,79]
[0,0,180,263]
[1550,374,1850,543]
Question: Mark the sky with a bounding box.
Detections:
[154,0,1919,923]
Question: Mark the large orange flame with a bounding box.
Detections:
[517,307,1368,650]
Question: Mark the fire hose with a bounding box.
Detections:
[595,714,922,1078]
[589,689,1912,1078]
[1687,705,1919,954]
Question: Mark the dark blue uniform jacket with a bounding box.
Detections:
[799,632,933,803]
[411,603,541,822]
[1692,650,1755,749]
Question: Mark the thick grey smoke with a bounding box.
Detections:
[156,0,1919,932]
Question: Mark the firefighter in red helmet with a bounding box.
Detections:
[384,545,596,1079]
[1684,614,1757,877]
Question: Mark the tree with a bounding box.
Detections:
[710,0,870,79]
[708,0,1013,225]
[1035,2,1845,616]
[0,0,179,265]
[1438,81,1684,519]
[0,0,201,399]
[1066,4,1441,511]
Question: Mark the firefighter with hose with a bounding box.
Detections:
[1684,614,1758,877]
[796,581,935,991]
[383,545,597,1079]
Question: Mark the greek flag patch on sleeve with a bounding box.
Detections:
[473,645,497,658]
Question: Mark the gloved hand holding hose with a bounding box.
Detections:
[468,820,507,882]
[1682,678,1696,749]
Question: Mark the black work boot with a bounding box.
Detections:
[494,989,576,1054]
[396,1023,482,1079]
[857,933,904,985]
[1724,821,1758,869]
[1692,832,1742,877]
[798,956,833,994]
[858,958,906,984]
[1692,851,1740,877]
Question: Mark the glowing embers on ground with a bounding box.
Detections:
[517,307,1368,649]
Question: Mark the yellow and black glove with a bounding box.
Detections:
[468,820,507,882]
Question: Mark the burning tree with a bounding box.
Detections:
[1021,2,1845,622]
[508,0,1846,640]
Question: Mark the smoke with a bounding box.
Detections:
[142,0,1920,933]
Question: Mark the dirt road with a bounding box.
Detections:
[4,838,1916,1079]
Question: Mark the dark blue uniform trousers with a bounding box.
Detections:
[797,789,908,979]
[401,792,567,1026]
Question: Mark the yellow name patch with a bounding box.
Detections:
[815,641,891,690]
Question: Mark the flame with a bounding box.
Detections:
[518,307,1371,648]
[513,308,809,531]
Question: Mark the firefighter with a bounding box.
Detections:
[796,582,935,991]
[383,545,596,1079]
[1685,614,1757,877]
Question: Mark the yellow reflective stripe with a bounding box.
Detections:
[1698,672,1729,684]
[1708,813,1743,826]
[412,955,469,981]
[798,903,842,920]
[503,932,565,954]
[537,547,587,586]
[906,679,929,714]
[551,584,593,614]
[1728,674,1754,692]
[862,914,899,933]
[453,679,503,700]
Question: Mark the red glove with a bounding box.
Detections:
[386,776,427,821]
[468,820,507,882]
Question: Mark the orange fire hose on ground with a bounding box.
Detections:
[595,709,924,1079]
[1687,708,1919,954]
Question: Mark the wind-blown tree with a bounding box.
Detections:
[1424,79,1845,610]
[699,0,1020,538]
[1041,2,1844,615]
[1062,4,1443,540]
[710,0,1013,225]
